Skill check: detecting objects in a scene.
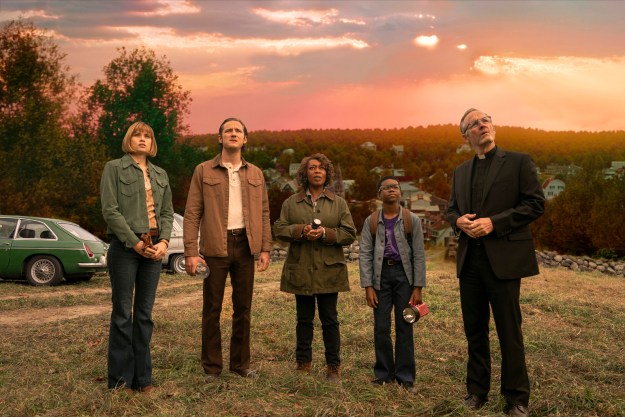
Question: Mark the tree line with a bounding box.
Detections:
[2,20,624,258]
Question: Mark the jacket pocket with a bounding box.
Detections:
[120,174,139,196]
[155,177,168,197]
[203,177,222,186]
[284,264,307,290]
[247,178,263,200]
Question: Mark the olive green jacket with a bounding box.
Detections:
[273,190,356,295]
[100,154,174,249]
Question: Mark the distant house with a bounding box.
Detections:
[391,145,404,155]
[456,144,472,154]
[371,166,406,177]
[280,179,299,193]
[603,161,625,179]
[544,163,582,178]
[289,163,300,177]
[430,221,455,246]
[542,178,566,200]
[361,141,377,151]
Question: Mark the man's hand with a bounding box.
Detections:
[365,286,378,309]
[257,251,270,271]
[457,214,493,238]
[185,256,203,275]
[410,287,423,306]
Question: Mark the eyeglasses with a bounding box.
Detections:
[463,116,492,133]
[379,184,400,192]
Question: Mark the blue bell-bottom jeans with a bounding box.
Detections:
[107,236,161,389]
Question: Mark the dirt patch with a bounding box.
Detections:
[0,279,279,327]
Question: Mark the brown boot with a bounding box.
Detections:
[326,364,340,383]
[296,361,312,372]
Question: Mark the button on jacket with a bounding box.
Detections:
[100,153,174,249]
[359,209,426,291]
[183,154,272,258]
[273,190,356,295]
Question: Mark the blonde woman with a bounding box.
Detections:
[100,122,174,392]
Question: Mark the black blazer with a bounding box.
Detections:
[447,147,545,279]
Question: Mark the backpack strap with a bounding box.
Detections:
[402,208,413,245]
[370,210,380,240]
[370,208,413,246]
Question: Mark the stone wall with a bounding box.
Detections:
[536,251,625,277]
[270,245,625,277]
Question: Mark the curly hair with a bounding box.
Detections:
[296,153,334,190]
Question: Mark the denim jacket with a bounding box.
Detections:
[359,209,426,290]
[100,153,174,249]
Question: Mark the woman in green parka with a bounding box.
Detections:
[273,153,356,382]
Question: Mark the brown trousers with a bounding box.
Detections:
[201,234,255,374]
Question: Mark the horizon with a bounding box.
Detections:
[2,1,625,134]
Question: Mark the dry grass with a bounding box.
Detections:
[0,249,624,416]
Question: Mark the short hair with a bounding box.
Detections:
[377,175,401,194]
[459,108,479,134]
[296,153,334,190]
[218,117,248,152]
[121,122,157,157]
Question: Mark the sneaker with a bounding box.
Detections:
[370,378,392,386]
[399,382,417,394]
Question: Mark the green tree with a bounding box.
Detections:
[82,46,191,160]
[81,46,195,213]
[0,20,105,225]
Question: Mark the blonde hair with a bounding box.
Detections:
[121,122,157,157]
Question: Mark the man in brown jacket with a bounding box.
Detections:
[184,117,272,380]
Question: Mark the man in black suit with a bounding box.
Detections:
[447,108,545,417]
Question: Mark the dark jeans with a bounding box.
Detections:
[107,236,161,389]
[460,243,530,406]
[295,292,340,366]
[373,262,415,384]
[201,234,255,375]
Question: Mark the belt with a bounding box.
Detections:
[383,257,401,266]
[137,229,159,238]
[228,228,246,236]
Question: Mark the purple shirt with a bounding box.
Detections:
[383,215,401,261]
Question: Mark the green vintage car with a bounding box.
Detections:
[0,215,107,286]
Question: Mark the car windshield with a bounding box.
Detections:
[58,222,99,241]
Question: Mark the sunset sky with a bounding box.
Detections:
[1,0,624,134]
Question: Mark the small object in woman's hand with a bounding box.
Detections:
[140,233,154,249]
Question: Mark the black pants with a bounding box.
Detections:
[295,293,340,366]
[460,243,530,406]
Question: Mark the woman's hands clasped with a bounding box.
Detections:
[133,239,167,261]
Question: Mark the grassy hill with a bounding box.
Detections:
[1,250,624,416]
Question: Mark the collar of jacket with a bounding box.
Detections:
[295,189,336,203]
[120,153,164,175]
[209,153,249,169]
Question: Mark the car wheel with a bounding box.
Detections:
[170,254,187,275]
[25,256,63,286]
